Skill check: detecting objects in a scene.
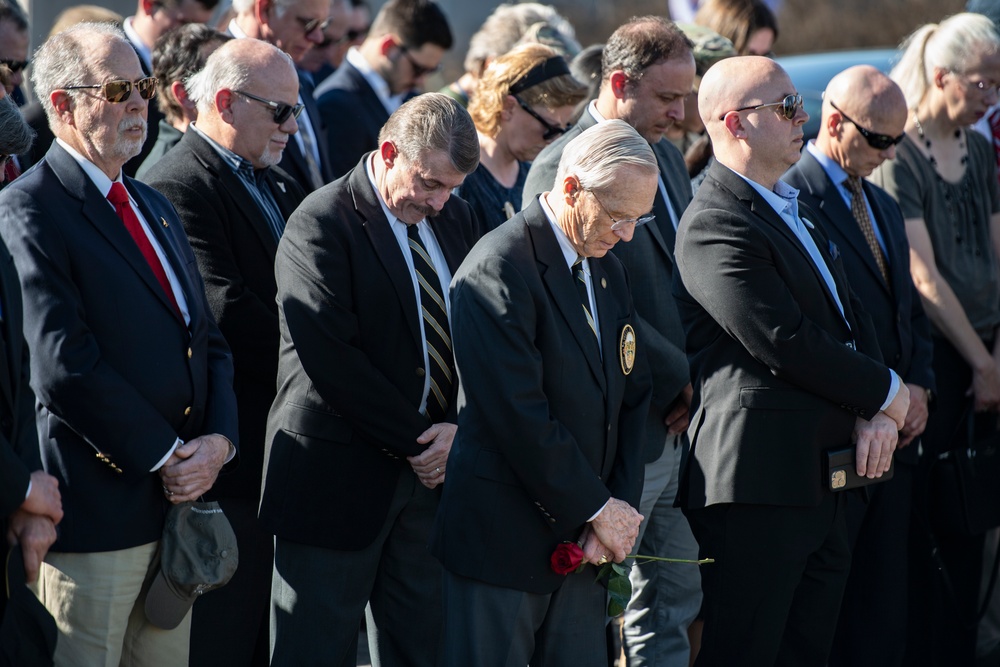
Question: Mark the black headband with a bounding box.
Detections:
[508,56,571,95]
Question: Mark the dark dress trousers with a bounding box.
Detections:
[430,198,652,664]
[673,161,894,666]
[143,128,305,667]
[785,150,935,667]
[0,142,238,554]
[315,60,390,180]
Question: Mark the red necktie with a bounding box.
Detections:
[3,159,20,183]
[106,182,183,321]
[989,107,1000,188]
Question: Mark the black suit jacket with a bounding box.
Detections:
[259,154,479,550]
[525,108,693,462]
[674,161,893,509]
[315,61,391,180]
[143,129,305,501]
[0,142,238,552]
[429,198,653,593]
[785,151,935,463]
[277,70,335,193]
[0,235,38,518]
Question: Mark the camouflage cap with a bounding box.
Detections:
[677,23,737,77]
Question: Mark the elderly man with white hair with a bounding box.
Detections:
[143,37,306,667]
[431,119,656,667]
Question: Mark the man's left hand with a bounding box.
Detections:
[159,434,231,503]
[900,384,929,448]
[854,413,899,478]
[407,423,456,489]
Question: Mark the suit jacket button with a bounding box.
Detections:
[416,367,425,377]
[187,347,193,359]
[184,406,191,416]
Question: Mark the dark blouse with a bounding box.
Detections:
[455,161,530,237]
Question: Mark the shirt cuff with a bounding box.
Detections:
[879,369,901,412]
[587,499,610,523]
[23,479,31,503]
[150,438,183,472]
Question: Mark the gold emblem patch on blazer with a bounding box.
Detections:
[619,324,636,375]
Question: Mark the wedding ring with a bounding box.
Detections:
[162,485,174,497]
[435,467,441,473]
[598,554,609,565]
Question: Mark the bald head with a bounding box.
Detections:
[699,56,807,187]
[816,65,906,177]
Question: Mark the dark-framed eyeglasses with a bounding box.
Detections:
[829,101,905,151]
[62,77,158,103]
[233,90,303,124]
[0,59,28,73]
[295,15,332,34]
[721,93,803,121]
[514,96,570,141]
[588,189,654,232]
[399,46,440,78]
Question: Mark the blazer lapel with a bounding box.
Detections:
[525,200,606,390]
[351,160,421,346]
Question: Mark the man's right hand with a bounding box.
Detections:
[7,510,57,584]
[22,470,62,524]
[882,381,910,431]
[971,362,1000,412]
[664,384,693,436]
[588,498,643,563]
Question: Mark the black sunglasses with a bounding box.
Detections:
[399,47,440,78]
[514,96,570,141]
[233,90,304,124]
[722,93,803,121]
[0,59,28,73]
[295,15,332,34]
[63,77,157,103]
[829,101,905,151]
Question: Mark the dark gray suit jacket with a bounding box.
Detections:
[674,161,893,509]
[430,197,653,593]
[785,150,935,464]
[525,108,692,462]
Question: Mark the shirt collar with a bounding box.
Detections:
[123,17,152,72]
[731,166,811,227]
[346,47,402,114]
[539,193,581,270]
[56,137,122,200]
[805,140,850,189]
[227,18,248,39]
[588,100,607,123]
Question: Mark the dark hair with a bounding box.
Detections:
[153,24,230,123]
[602,16,692,83]
[379,93,479,174]
[694,0,778,55]
[370,0,452,51]
[0,94,33,156]
[0,0,28,31]
[160,0,221,10]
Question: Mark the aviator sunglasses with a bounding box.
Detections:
[721,93,803,121]
[829,101,905,151]
[514,96,570,141]
[233,90,304,124]
[62,77,157,103]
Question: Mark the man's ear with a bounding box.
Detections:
[378,34,399,59]
[255,0,273,27]
[215,89,235,122]
[380,140,398,168]
[609,71,629,100]
[720,111,746,139]
[562,174,581,205]
[51,90,76,126]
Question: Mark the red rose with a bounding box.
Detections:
[550,542,585,575]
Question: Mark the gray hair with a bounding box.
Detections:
[555,119,658,191]
[30,22,128,129]
[464,3,579,74]
[378,92,479,174]
[186,40,294,115]
[0,94,34,156]
[892,12,1000,110]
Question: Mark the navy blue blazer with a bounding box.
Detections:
[0,142,238,552]
[315,60,391,180]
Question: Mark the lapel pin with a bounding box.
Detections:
[161,217,169,228]
[276,181,286,194]
[601,277,607,288]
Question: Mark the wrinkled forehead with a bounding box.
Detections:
[82,38,145,83]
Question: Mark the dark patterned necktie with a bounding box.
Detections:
[407,224,453,422]
[844,177,890,288]
[573,258,597,339]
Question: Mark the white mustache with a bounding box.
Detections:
[118,118,146,133]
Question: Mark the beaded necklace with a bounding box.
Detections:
[912,113,966,168]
